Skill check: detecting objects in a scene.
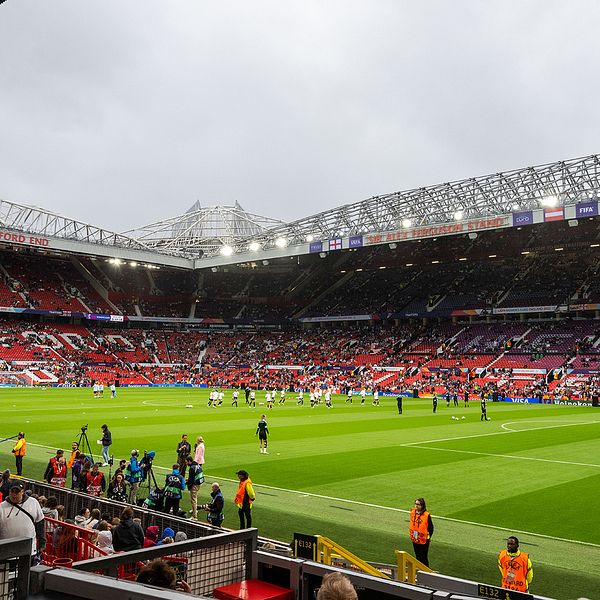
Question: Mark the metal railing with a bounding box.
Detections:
[72,528,257,597]
[0,538,31,600]
[21,478,220,541]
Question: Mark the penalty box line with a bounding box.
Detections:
[401,419,600,447]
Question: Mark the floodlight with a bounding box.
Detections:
[220,245,233,256]
[512,203,521,211]
[130,261,138,267]
[541,195,558,207]
[275,237,288,248]
[306,235,314,242]
[401,218,412,228]
[248,241,261,252]
[454,210,464,220]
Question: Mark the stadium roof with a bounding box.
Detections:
[1,153,600,268]
[121,201,285,258]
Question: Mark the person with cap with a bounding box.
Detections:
[163,464,186,516]
[0,482,45,564]
[11,432,26,476]
[124,449,143,505]
[234,470,256,529]
[203,482,224,527]
[498,536,533,592]
[157,527,175,545]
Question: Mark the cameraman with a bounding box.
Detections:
[203,482,224,527]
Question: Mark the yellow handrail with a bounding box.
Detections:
[394,550,432,584]
[316,536,390,579]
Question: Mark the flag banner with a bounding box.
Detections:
[328,238,343,251]
[512,211,533,226]
[348,235,363,248]
[309,241,323,253]
[544,207,564,222]
[576,200,598,218]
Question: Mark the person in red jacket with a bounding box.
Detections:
[85,463,106,497]
[51,457,67,487]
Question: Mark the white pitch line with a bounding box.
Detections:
[11,437,600,549]
[500,420,587,433]
[407,445,600,468]
[401,419,600,447]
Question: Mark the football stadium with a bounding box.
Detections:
[0,154,600,599]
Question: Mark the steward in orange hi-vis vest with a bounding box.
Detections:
[408,498,434,567]
[498,536,533,592]
[409,507,431,545]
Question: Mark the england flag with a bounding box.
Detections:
[329,238,342,251]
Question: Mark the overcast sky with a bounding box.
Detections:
[1,0,599,234]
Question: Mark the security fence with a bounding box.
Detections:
[72,528,256,597]
[0,538,31,600]
[22,478,220,541]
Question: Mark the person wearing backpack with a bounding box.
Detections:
[124,450,143,505]
[163,465,186,516]
[185,456,204,519]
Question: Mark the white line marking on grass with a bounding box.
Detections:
[407,445,600,468]
[20,439,600,549]
[401,420,600,447]
[500,420,587,433]
[206,477,600,549]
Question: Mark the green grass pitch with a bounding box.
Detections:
[1,387,599,599]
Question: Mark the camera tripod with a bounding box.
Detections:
[139,451,160,499]
[75,424,95,463]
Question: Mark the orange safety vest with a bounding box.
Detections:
[499,550,530,592]
[67,449,79,469]
[13,439,26,456]
[408,508,430,545]
[234,479,254,508]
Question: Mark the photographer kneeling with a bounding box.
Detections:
[202,482,224,528]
